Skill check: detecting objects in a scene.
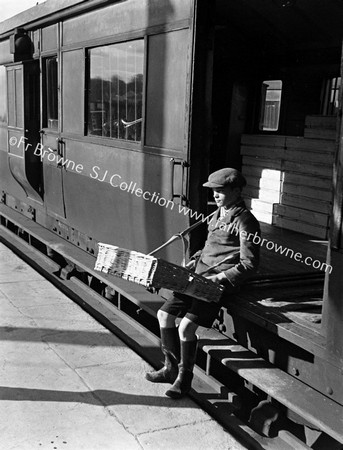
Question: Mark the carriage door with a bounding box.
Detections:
[40,55,66,218]
[7,61,42,202]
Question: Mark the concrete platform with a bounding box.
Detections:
[0,243,245,450]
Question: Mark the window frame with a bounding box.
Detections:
[42,55,59,131]
[259,79,283,132]
[320,76,341,116]
[0,66,7,126]
[85,38,145,145]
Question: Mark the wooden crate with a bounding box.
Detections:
[241,131,333,238]
[304,115,337,140]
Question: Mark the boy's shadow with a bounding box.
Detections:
[0,385,192,408]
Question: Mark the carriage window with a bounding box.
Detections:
[43,56,59,130]
[320,77,341,116]
[87,40,144,141]
[259,80,282,131]
[0,66,7,124]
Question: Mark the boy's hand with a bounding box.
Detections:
[186,260,196,270]
[205,272,227,284]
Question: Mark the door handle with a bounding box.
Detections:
[169,158,189,204]
[57,138,65,168]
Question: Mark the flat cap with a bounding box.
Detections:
[203,168,246,189]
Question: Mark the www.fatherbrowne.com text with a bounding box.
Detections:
[9,136,332,274]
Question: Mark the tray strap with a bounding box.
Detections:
[148,209,218,266]
[197,251,240,276]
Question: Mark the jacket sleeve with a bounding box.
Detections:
[190,249,202,260]
[223,212,260,286]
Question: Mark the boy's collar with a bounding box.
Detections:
[217,200,246,222]
[223,197,244,212]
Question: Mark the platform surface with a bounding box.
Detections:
[0,243,245,450]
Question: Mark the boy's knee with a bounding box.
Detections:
[157,309,175,327]
[157,309,167,323]
[178,317,198,340]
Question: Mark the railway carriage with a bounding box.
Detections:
[1,0,343,446]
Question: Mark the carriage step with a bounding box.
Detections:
[199,335,343,444]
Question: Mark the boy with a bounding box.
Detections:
[146,168,260,398]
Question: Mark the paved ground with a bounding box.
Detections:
[0,243,246,450]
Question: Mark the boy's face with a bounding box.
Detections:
[212,185,241,209]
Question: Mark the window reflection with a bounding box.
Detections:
[87,40,144,141]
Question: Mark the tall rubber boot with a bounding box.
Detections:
[145,327,180,384]
[165,339,197,399]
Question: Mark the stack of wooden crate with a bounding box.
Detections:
[304,115,337,140]
[241,116,336,239]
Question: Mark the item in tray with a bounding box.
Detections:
[94,243,225,303]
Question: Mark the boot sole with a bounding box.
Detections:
[165,388,187,399]
[145,373,177,384]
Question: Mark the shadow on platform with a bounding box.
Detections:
[0,386,196,408]
[0,326,124,346]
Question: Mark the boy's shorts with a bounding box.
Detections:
[159,258,239,328]
[159,290,223,328]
